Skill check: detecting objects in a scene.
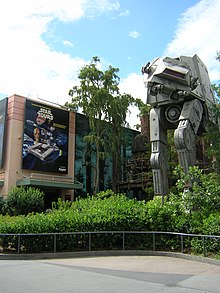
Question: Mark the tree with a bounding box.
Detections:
[212,51,220,98]
[105,92,142,192]
[201,51,220,171]
[68,57,142,194]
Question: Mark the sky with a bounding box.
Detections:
[0,0,220,128]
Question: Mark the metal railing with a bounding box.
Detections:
[0,231,220,257]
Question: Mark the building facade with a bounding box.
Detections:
[74,113,140,197]
[0,95,82,207]
[0,94,147,207]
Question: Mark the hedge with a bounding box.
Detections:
[0,187,220,254]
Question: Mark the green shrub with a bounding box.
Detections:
[1,174,220,255]
[0,192,150,252]
[173,166,220,216]
[202,213,220,235]
[146,195,188,232]
[5,187,45,216]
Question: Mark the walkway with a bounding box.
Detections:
[0,255,220,292]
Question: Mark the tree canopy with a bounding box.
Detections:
[202,52,220,171]
[67,57,143,194]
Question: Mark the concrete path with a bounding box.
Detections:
[0,255,220,292]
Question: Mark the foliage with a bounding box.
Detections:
[202,213,220,236]
[173,166,220,217]
[201,100,220,171]
[5,187,45,216]
[213,50,220,99]
[1,169,220,255]
[0,197,6,215]
[212,84,220,98]
[146,195,187,233]
[204,51,220,169]
[190,213,220,255]
[0,191,149,252]
[67,56,142,194]
[95,189,116,199]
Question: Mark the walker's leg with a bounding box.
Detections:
[150,108,169,198]
[174,119,195,173]
[174,99,203,173]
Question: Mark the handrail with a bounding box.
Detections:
[0,231,220,256]
[1,231,220,238]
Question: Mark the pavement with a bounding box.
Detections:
[0,255,220,292]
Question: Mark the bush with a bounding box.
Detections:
[191,213,220,256]
[146,195,188,232]
[0,192,149,252]
[5,187,45,216]
[202,213,220,235]
[173,166,220,216]
[1,173,220,254]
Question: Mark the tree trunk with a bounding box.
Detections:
[112,142,121,192]
[93,146,100,195]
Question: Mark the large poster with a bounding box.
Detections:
[22,99,69,174]
[0,98,8,168]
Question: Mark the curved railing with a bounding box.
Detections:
[0,231,220,257]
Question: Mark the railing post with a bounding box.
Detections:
[54,234,56,253]
[17,234,21,254]
[89,233,91,251]
[153,233,156,251]
[202,236,206,257]
[181,234,184,253]
[122,232,125,250]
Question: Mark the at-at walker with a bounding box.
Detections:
[142,54,217,197]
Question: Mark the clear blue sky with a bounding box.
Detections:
[42,0,199,77]
[0,0,219,126]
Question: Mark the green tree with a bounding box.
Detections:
[105,92,143,192]
[201,51,220,171]
[213,52,220,99]
[68,57,142,194]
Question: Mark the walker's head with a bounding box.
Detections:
[142,54,216,126]
[142,56,194,106]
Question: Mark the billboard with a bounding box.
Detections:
[22,99,69,174]
[0,98,8,168]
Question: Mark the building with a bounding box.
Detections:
[0,94,150,207]
[0,94,82,208]
[74,113,140,197]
